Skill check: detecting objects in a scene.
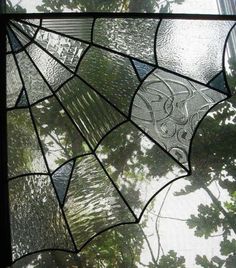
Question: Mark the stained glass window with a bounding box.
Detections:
[1,1,236,267]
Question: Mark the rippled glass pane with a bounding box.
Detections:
[26,43,72,91]
[79,46,139,114]
[12,251,81,268]
[57,77,125,148]
[15,50,52,104]
[6,54,22,108]
[9,175,73,260]
[32,96,90,171]
[7,110,47,177]
[42,18,93,42]
[96,122,186,216]
[64,155,135,249]
[156,20,234,84]
[132,68,226,168]
[94,18,159,63]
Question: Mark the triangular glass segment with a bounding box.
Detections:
[7,27,22,52]
[52,160,74,205]
[15,88,28,108]
[208,71,229,95]
[132,59,155,80]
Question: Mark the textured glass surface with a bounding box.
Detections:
[156,20,234,84]
[64,155,135,249]
[6,54,22,108]
[7,110,47,177]
[94,18,159,63]
[79,46,139,114]
[52,161,74,205]
[26,43,72,91]
[57,77,125,148]
[7,27,22,52]
[131,68,226,168]
[41,18,93,42]
[9,175,73,260]
[35,29,88,71]
[32,96,90,171]
[15,50,52,104]
[12,251,81,268]
[96,122,186,216]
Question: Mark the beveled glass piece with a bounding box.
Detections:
[15,50,52,104]
[7,109,47,177]
[208,71,228,94]
[96,122,186,216]
[9,175,74,260]
[94,18,159,63]
[32,96,90,171]
[52,161,74,205]
[64,155,135,249]
[26,43,72,91]
[132,59,155,80]
[156,20,234,83]
[15,88,27,107]
[34,28,89,71]
[11,20,39,39]
[131,68,226,168]
[41,18,93,42]
[57,77,125,148]
[7,54,22,108]
[78,46,139,114]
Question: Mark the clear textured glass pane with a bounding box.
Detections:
[12,251,81,268]
[9,175,73,260]
[78,46,139,114]
[32,96,90,171]
[15,50,52,104]
[41,18,93,42]
[156,19,234,84]
[94,18,159,64]
[57,77,125,149]
[131,68,226,168]
[96,122,186,216]
[64,155,135,249]
[7,110,47,177]
[6,54,22,108]
[26,43,72,91]
[34,29,88,71]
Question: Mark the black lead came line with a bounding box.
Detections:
[0,14,12,267]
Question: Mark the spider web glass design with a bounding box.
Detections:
[6,16,236,263]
